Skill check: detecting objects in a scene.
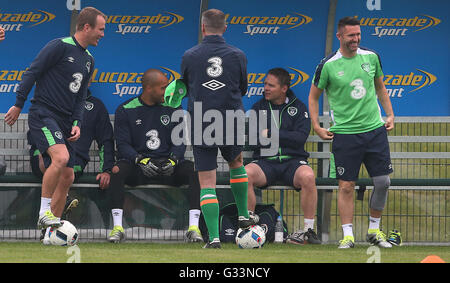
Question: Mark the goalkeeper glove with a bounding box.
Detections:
[160,155,178,176]
[135,155,160,178]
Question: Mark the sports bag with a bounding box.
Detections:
[199,203,288,243]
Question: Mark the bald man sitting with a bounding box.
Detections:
[106,69,202,243]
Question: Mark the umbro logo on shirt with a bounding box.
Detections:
[202,79,226,91]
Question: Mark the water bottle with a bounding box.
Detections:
[274,216,284,243]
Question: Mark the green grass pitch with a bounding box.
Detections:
[0,242,448,263]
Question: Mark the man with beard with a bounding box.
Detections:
[308,16,395,249]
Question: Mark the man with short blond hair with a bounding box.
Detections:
[5,6,106,231]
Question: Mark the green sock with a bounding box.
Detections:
[230,166,249,218]
[200,188,220,241]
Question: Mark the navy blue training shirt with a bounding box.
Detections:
[181,35,248,114]
[114,96,186,163]
[181,35,248,146]
[75,92,115,172]
[250,89,311,160]
[15,36,94,126]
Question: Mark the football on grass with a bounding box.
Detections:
[235,225,266,249]
[49,220,79,246]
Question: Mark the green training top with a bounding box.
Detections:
[313,47,385,134]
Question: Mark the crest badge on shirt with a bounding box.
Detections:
[55,131,63,140]
[361,63,371,73]
[160,115,170,126]
[287,106,298,116]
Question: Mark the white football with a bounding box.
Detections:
[235,225,266,249]
[49,220,79,246]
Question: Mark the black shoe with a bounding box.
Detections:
[304,228,322,244]
[203,239,221,249]
[238,211,259,228]
[286,228,321,245]
[62,196,79,218]
[39,228,46,241]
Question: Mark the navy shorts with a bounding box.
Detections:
[28,105,77,168]
[251,157,309,189]
[30,153,85,180]
[330,126,393,181]
[193,145,243,171]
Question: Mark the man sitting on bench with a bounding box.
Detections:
[106,69,202,243]
[245,68,321,245]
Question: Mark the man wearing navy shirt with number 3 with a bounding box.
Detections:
[5,7,106,230]
[181,9,257,249]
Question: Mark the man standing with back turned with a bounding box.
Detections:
[181,9,257,248]
[309,17,394,249]
[5,7,106,230]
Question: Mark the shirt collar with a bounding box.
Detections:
[72,35,87,51]
[202,35,226,43]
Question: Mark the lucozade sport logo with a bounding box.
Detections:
[0,10,56,32]
[90,66,180,97]
[107,12,184,35]
[355,15,441,38]
[0,69,26,95]
[225,12,312,36]
[246,67,310,98]
[384,68,437,98]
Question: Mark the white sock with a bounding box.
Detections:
[111,209,123,227]
[39,197,52,216]
[368,216,381,231]
[342,223,354,238]
[189,209,201,227]
[304,218,315,231]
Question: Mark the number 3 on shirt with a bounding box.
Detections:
[206,56,223,78]
[350,78,366,99]
[146,130,161,150]
[69,72,83,93]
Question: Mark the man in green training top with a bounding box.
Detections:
[309,16,395,249]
